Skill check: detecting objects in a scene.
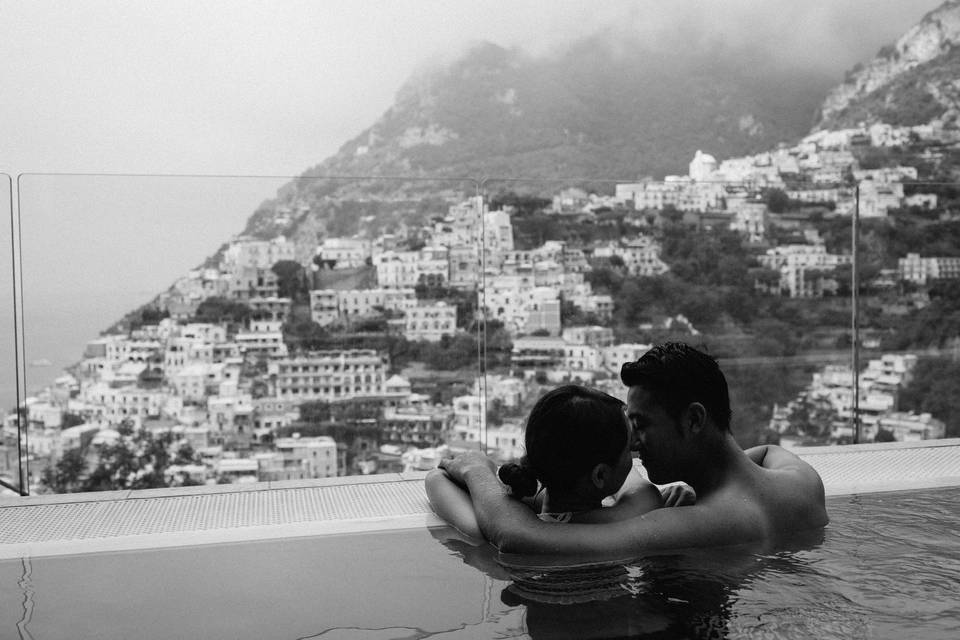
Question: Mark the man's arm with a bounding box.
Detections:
[440,452,761,555]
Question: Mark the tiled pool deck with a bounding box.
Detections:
[2,438,959,559]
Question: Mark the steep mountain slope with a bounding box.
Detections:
[315,40,828,183]
[816,0,960,130]
[240,36,831,245]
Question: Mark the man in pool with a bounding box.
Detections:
[439,342,829,555]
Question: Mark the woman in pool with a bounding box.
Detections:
[427,384,690,538]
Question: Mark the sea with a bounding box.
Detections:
[1,173,286,411]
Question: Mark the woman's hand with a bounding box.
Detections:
[437,451,497,487]
[660,483,696,507]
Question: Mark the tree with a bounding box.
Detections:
[784,396,839,441]
[61,413,86,429]
[194,297,252,326]
[40,448,87,493]
[899,357,960,438]
[763,188,791,213]
[172,442,198,466]
[272,260,309,302]
[875,428,897,443]
[82,421,175,492]
[486,398,505,427]
[282,319,332,352]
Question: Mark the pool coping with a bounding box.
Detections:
[2,438,959,559]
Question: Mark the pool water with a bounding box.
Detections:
[1,488,958,639]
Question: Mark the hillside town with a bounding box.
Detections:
[3,119,957,493]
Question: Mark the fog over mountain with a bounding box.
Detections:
[240,3,953,243]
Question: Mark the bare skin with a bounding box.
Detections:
[438,385,828,555]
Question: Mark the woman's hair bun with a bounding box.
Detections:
[497,459,539,498]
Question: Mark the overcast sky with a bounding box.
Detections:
[0,0,945,177]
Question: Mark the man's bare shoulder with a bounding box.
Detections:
[743,445,829,531]
[748,445,821,482]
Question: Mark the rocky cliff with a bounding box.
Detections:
[816,0,960,129]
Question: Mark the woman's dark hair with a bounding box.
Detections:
[497,385,627,498]
[620,342,732,432]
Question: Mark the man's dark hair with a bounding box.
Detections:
[620,342,732,432]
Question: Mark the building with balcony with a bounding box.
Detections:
[273,350,387,402]
[404,302,456,343]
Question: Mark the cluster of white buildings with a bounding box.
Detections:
[772,353,946,444]
[305,197,666,337]
[608,122,953,297]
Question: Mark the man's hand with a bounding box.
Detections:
[660,483,696,507]
[437,451,497,487]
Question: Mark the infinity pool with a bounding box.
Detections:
[2,487,958,639]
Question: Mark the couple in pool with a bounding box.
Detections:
[428,342,828,555]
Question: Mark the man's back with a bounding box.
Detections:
[736,444,829,535]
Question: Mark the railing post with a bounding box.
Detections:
[852,181,861,444]
[475,180,488,454]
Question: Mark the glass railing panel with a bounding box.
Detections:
[478,177,631,463]
[1,173,26,494]
[11,174,487,494]
[264,177,484,476]
[848,178,960,445]
[477,176,883,460]
[9,169,959,496]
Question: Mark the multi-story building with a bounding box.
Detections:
[875,412,946,441]
[380,406,451,448]
[164,337,215,375]
[273,350,387,402]
[375,250,445,289]
[404,302,456,342]
[511,336,565,370]
[316,237,372,269]
[524,289,561,336]
[309,289,339,326]
[447,245,480,289]
[179,323,227,343]
[451,395,484,442]
[79,383,169,423]
[562,326,615,347]
[483,209,514,253]
[602,343,652,374]
[169,363,227,402]
[207,393,254,435]
[728,199,767,242]
[310,288,419,326]
[592,237,669,277]
[248,296,292,322]
[858,179,904,218]
[563,343,604,372]
[899,253,960,285]
[227,266,279,301]
[234,321,288,359]
[222,236,296,271]
[273,436,338,478]
[758,244,851,298]
[84,335,161,367]
[483,273,534,333]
